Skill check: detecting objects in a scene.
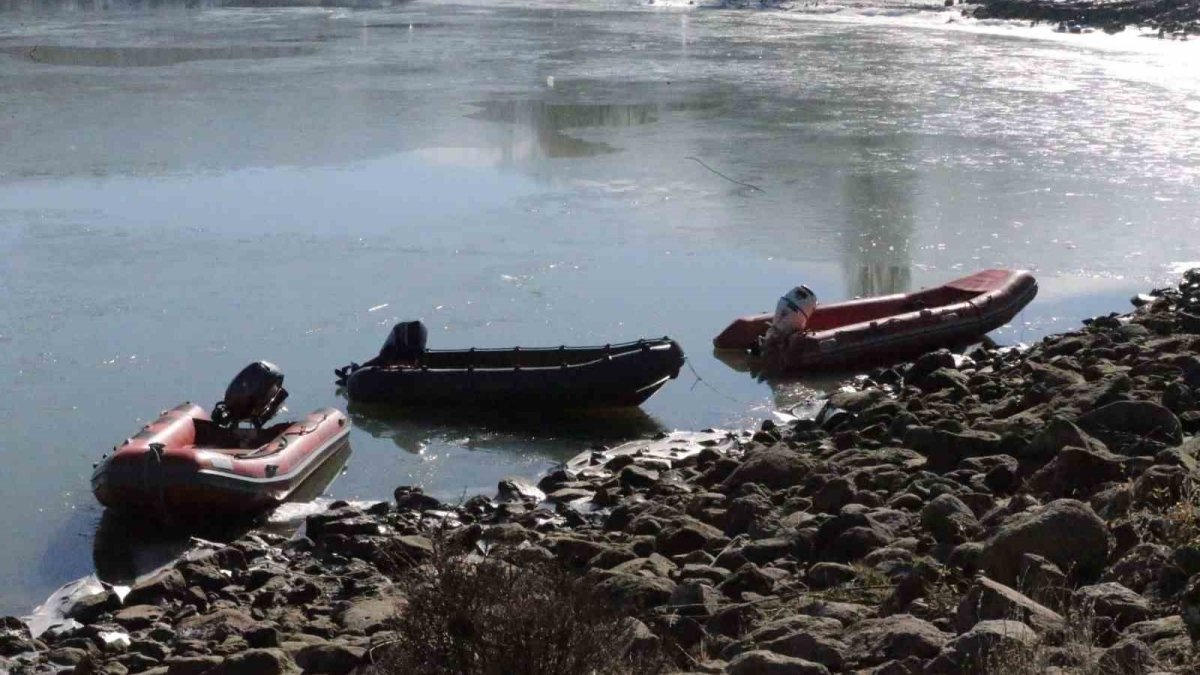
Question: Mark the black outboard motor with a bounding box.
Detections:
[379,321,428,362]
[212,361,289,428]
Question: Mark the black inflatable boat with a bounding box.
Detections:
[335,322,685,408]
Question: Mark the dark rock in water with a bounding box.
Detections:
[496,476,545,503]
[843,615,949,668]
[981,499,1109,585]
[393,485,441,511]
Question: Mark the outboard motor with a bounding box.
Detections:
[212,361,289,428]
[379,321,428,362]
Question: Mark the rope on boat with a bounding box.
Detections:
[685,357,747,404]
[685,156,765,193]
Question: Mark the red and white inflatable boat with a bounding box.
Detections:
[92,362,350,521]
[713,269,1038,373]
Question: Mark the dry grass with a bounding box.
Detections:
[371,537,668,675]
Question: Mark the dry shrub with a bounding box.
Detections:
[373,543,666,675]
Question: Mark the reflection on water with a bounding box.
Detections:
[348,400,665,457]
[469,100,667,160]
[3,44,316,67]
[711,348,845,411]
[91,443,350,585]
[841,169,916,298]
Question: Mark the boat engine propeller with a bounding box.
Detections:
[212,361,289,429]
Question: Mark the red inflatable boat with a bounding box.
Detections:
[713,269,1038,372]
[92,362,350,521]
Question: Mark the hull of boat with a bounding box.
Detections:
[714,269,1038,372]
[344,338,685,408]
[92,404,350,521]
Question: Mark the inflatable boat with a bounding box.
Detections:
[713,269,1038,372]
[92,362,350,521]
[336,322,685,408]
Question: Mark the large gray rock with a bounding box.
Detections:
[1026,444,1127,498]
[594,573,676,612]
[293,643,365,675]
[904,427,1002,471]
[726,650,830,675]
[1023,418,1108,461]
[1077,400,1183,451]
[919,493,981,544]
[981,499,1109,585]
[656,517,725,556]
[925,620,1039,674]
[955,576,1063,634]
[722,614,847,670]
[207,648,299,675]
[123,568,187,606]
[843,614,949,668]
[722,448,815,491]
[1074,582,1151,632]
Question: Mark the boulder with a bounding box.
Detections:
[1074,582,1151,633]
[594,573,675,612]
[726,650,830,675]
[123,569,186,606]
[843,615,949,668]
[1022,418,1108,461]
[207,648,299,675]
[722,448,815,491]
[1076,401,1182,451]
[113,605,166,631]
[955,577,1063,634]
[1026,444,1127,498]
[656,517,725,556]
[925,620,1038,674]
[981,499,1109,584]
[336,595,402,635]
[919,494,981,544]
[293,643,365,675]
[903,427,1002,471]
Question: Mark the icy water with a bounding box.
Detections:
[3,0,1200,613]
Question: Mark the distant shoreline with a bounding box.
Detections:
[970,0,1200,34]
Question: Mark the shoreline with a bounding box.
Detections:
[7,274,1200,673]
[970,0,1200,33]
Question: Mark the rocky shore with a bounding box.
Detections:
[9,272,1200,673]
[971,0,1200,35]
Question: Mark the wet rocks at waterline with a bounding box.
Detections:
[10,273,1200,673]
